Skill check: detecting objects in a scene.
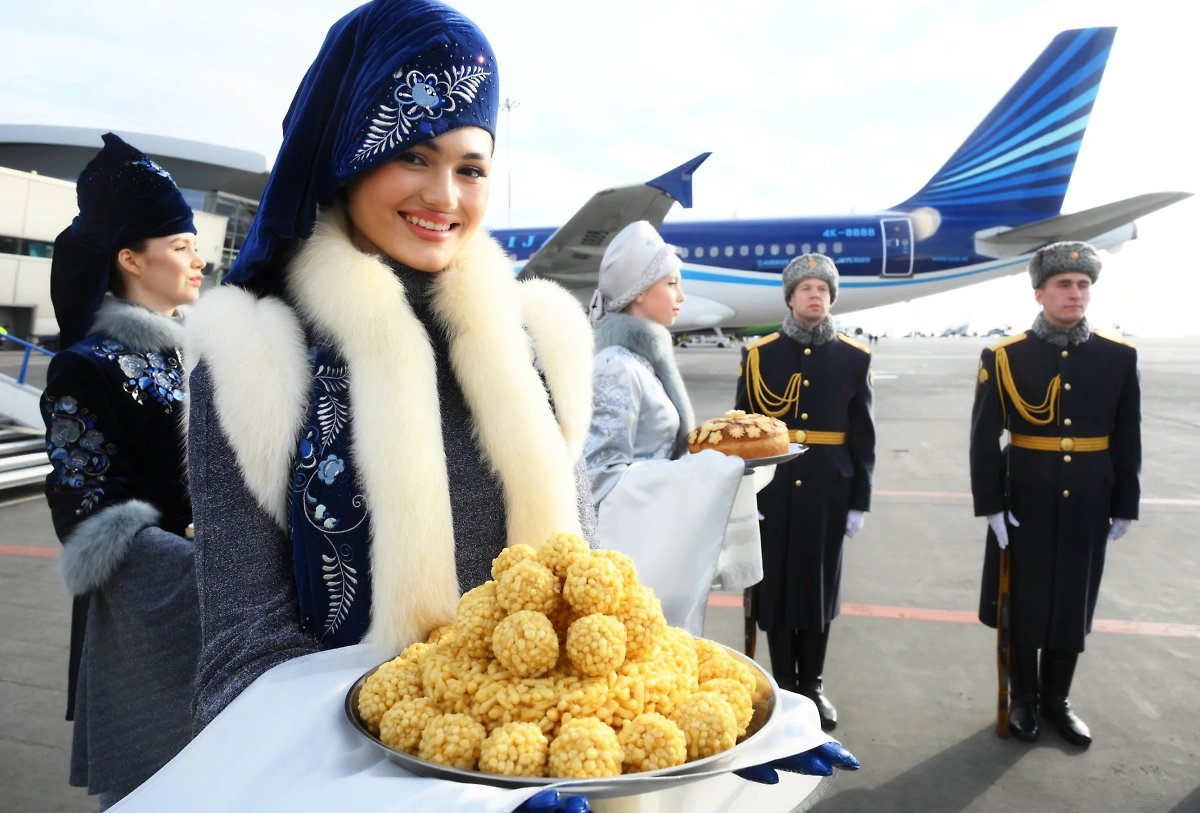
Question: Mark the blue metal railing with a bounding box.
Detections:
[0,330,55,386]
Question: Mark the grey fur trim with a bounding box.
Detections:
[1029,241,1101,288]
[593,312,695,458]
[781,315,836,346]
[90,296,184,351]
[783,253,839,304]
[1031,313,1092,347]
[60,500,161,595]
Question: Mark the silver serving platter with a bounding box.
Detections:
[345,643,781,799]
[743,442,806,472]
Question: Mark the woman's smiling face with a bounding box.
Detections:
[345,127,493,272]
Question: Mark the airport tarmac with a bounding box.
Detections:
[1,337,1198,812]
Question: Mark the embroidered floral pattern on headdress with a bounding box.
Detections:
[125,157,173,180]
[353,62,492,165]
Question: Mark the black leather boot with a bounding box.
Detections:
[765,627,799,693]
[796,627,838,731]
[1040,650,1092,747]
[1008,646,1040,742]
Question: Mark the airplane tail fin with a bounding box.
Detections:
[897,27,1116,216]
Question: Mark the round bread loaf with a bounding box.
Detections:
[687,411,789,458]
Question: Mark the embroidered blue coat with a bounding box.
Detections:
[41,297,198,795]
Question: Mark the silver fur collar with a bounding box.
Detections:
[1031,313,1091,347]
[593,312,694,458]
[781,315,836,346]
[89,295,184,351]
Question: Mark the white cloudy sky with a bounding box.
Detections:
[3,0,1195,334]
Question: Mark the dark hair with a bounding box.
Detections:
[109,239,150,298]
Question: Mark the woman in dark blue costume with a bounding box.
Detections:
[183,2,857,806]
[42,133,204,810]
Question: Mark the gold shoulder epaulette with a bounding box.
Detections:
[837,333,870,354]
[747,332,781,351]
[988,333,1028,351]
[1094,330,1135,348]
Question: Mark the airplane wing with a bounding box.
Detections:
[516,153,711,299]
[974,192,1192,257]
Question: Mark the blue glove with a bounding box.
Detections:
[734,741,861,785]
[518,789,590,813]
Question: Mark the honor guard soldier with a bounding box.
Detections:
[971,241,1141,747]
[735,254,876,730]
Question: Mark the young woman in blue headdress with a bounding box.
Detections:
[184,0,595,731]
[42,133,204,810]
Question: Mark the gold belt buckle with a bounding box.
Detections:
[794,430,807,444]
[1060,437,1074,452]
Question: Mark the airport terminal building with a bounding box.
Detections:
[0,125,269,339]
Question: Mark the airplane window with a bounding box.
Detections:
[724,246,734,257]
[770,245,780,255]
[833,242,843,253]
[902,239,910,246]
[755,245,764,256]
[802,243,811,253]
[679,247,689,258]
[785,243,795,254]
[695,247,703,257]
[817,242,827,253]
[740,246,749,256]
[710,247,719,257]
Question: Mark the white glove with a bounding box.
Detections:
[845,510,865,538]
[1108,518,1132,541]
[986,511,1020,549]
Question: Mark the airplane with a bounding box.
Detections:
[501,27,1191,334]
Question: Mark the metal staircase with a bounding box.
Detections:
[0,332,53,492]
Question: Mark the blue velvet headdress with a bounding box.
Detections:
[224,0,499,292]
[51,133,196,347]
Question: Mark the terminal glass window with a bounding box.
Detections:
[770,245,780,255]
[212,192,259,280]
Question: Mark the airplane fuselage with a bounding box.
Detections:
[491,212,1134,331]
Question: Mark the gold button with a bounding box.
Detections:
[803,380,811,387]
[1061,350,1069,358]
[1064,455,1072,462]
[1064,418,1072,427]
[793,430,807,443]
[801,413,809,420]
[795,480,803,487]
[1063,490,1070,498]
[1064,383,1072,391]
[804,348,812,355]
[1060,437,1075,452]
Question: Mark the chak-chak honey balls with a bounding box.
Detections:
[356,533,766,777]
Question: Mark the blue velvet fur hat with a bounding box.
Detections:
[224,0,499,292]
[51,133,196,347]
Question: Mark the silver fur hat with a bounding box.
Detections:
[1029,241,1101,288]
[783,253,838,304]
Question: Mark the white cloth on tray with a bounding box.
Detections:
[113,644,831,813]
[596,450,745,634]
